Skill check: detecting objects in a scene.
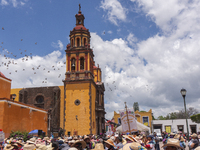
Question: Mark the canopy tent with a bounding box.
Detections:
[115,120,151,133]
[28,129,44,134]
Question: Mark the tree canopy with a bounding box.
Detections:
[157,107,199,120]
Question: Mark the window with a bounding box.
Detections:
[77,38,80,47]
[71,58,76,71]
[84,38,86,46]
[80,57,84,70]
[36,95,44,103]
[35,95,44,109]
[71,39,74,47]
[74,99,81,106]
[143,116,149,126]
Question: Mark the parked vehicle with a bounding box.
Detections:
[157,133,163,141]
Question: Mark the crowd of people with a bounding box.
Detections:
[1,131,200,150]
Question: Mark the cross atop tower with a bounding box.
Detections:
[79,4,81,12]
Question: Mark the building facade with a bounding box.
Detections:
[0,72,48,138]
[153,119,200,134]
[63,8,105,135]
[0,72,11,99]
[11,86,61,133]
[113,109,153,129]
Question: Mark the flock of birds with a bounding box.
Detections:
[0,27,152,100]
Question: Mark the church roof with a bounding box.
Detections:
[0,72,5,78]
[0,71,12,81]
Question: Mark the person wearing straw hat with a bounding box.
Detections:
[84,136,95,150]
[189,133,199,150]
[162,138,183,150]
[92,143,105,150]
[119,142,146,150]
[104,139,115,150]
[71,140,86,150]
[123,135,136,143]
[23,143,36,150]
[115,136,123,149]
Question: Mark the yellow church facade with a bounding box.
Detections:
[63,8,105,135]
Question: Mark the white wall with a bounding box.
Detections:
[153,119,200,133]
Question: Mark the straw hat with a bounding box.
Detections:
[68,148,78,150]
[191,133,198,138]
[36,145,47,150]
[84,136,90,140]
[23,144,36,150]
[162,139,183,149]
[123,135,137,142]
[195,146,200,150]
[92,143,105,150]
[69,140,76,144]
[122,138,127,145]
[4,144,14,150]
[16,140,24,145]
[110,136,115,141]
[170,132,175,136]
[174,134,180,139]
[11,143,19,147]
[71,140,86,148]
[119,142,146,150]
[104,139,115,147]
[43,137,49,140]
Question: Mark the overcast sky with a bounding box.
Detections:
[0,0,200,119]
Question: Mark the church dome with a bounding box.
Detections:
[73,25,87,31]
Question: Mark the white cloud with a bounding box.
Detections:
[108,30,112,34]
[127,33,137,47]
[51,40,64,51]
[1,51,66,88]
[58,40,64,51]
[11,0,17,7]
[0,0,27,7]
[1,0,9,6]
[100,0,127,25]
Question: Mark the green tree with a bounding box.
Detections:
[157,115,166,120]
[191,114,200,123]
[133,102,139,111]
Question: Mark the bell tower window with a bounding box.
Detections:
[84,38,86,46]
[71,58,76,71]
[71,39,74,47]
[77,38,80,47]
[80,57,84,70]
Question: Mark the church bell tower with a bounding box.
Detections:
[63,5,105,135]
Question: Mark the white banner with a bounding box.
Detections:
[119,108,137,133]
